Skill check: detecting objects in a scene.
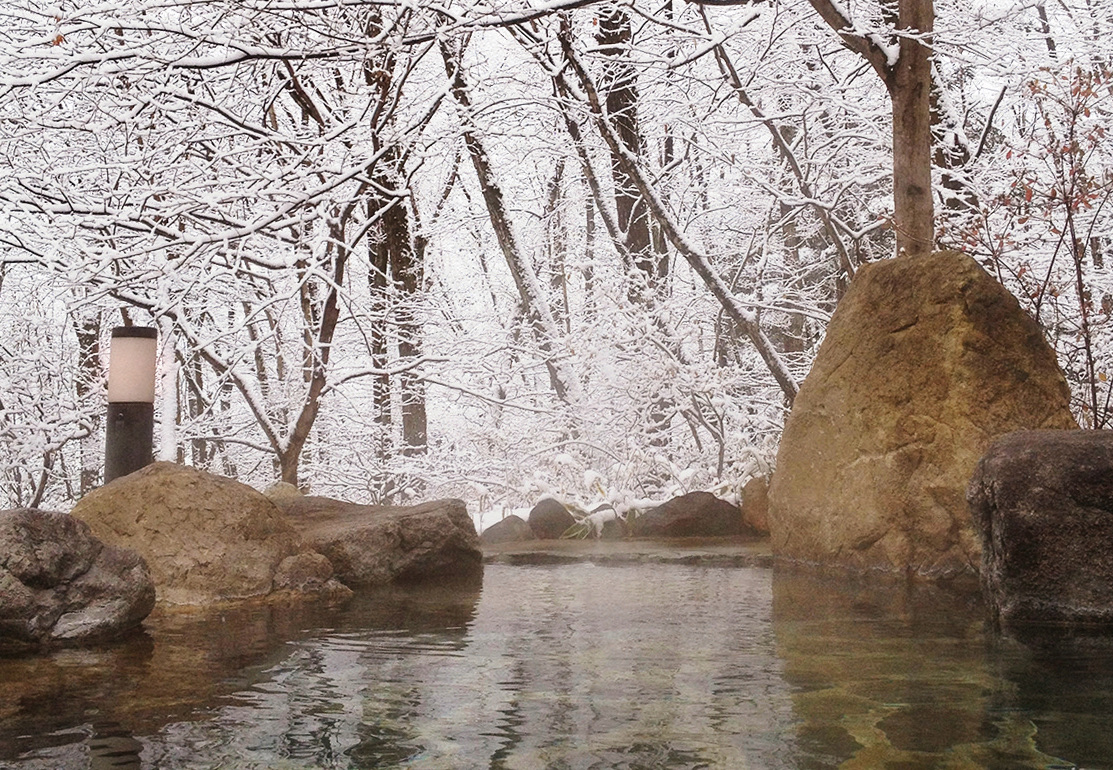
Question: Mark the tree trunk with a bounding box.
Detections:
[543,160,570,333]
[383,194,428,456]
[281,226,347,486]
[807,0,936,257]
[597,3,669,297]
[889,0,935,256]
[72,310,102,494]
[583,192,597,319]
[369,201,393,457]
[440,37,584,406]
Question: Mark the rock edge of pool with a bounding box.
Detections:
[482,536,775,568]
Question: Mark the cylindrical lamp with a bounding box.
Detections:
[104,326,157,483]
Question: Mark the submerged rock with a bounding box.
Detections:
[769,251,1077,580]
[968,430,1113,627]
[70,462,343,605]
[276,496,482,586]
[0,508,154,653]
[528,498,576,540]
[630,491,746,537]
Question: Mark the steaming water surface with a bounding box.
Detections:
[2,561,1113,769]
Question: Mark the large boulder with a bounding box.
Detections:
[629,491,745,537]
[1,509,154,653]
[70,462,321,605]
[276,496,482,586]
[480,514,535,545]
[769,251,1078,580]
[968,430,1113,627]
[528,498,576,539]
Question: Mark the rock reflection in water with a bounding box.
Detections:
[772,569,996,769]
[0,595,357,769]
[455,563,793,769]
[6,561,1113,768]
[150,563,795,769]
[772,568,1113,769]
[89,722,143,769]
[990,628,1113,768]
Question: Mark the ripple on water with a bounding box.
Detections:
[122,563,795,769]
[4,561,1113,768]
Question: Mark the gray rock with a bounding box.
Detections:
[968,429,1113,627]
[0,509,154,654]
[480,514,535,544]
[277,496,482,586]
[630,492,744,537]
[528,498,575,539]
[769,251,1077,580]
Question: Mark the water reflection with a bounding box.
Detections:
[0,597,347,751]
[205,564,795,769]
[89,722,143,770]
[450,563,794,769]
[989,629,1113,768]
[3,563,1113,768]
[771,568,1113,769]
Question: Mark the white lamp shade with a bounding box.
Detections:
[107,328,157,403]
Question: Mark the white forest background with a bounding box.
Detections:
[0,0,1110,530]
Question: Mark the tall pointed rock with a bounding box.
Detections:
[768,252,1077,580]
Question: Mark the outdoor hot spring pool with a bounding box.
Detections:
[2,559,1113,769]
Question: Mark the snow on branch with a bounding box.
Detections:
[804,0,897,81]
[555,24,799,402]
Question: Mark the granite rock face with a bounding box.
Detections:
[769,252,1078,580]
[1,508,154,653]
[70,462,313,605]
[630,492,745,537]
[968,430,1113,627]
[277,496,482,586]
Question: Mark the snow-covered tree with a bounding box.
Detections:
[0,0,1107,516]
